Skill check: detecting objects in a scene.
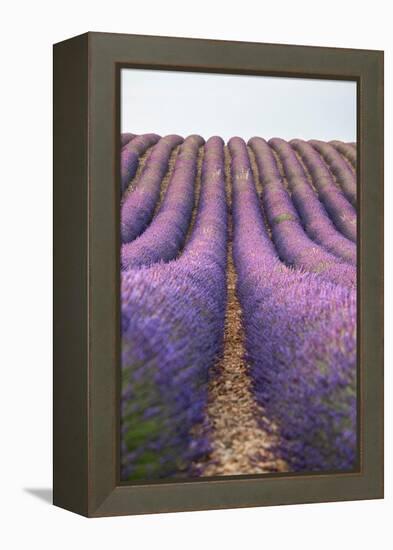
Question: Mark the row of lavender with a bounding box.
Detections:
[230,137,356,471]
[121,137,227,479]
[121,134,356,252]
[120,133,357,479]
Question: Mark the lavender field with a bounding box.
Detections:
[120,133,357,481]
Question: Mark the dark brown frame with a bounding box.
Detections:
[53,32,384,517]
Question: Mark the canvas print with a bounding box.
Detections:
[119,69,357,482]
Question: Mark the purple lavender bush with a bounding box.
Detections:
[229,136,357,472]
[121,135,183,243]
[309,140,357,207]
[121,137,227,480]
[121,135,204,270]
[269,138,356,265]
[248,137,356,288]
[121,132,136,148]
[329,140,357,170]
[121,133,160,194]
[291,139,357,242]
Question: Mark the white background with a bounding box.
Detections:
[1,1,391,549]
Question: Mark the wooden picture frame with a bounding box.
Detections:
[53,32,384,517]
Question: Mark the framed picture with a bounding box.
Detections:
[53,32,384,517]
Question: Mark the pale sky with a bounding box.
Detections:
[121,69,356,142]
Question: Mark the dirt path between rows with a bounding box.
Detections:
[194,147,287,476]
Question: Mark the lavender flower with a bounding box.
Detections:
[248,137,356,287]
[309,140,357,206]
[269,138,356,265]
[120,133,357,479]
[121,135,183,243]
[121,133,160,194]
[291,139,357,242]
[121,135,204,270]
[229,136,357,472]
[329,140,357,170]
[121,133,136,148]
[121,137,227,480]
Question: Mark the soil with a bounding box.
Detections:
[194,146,287,476]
